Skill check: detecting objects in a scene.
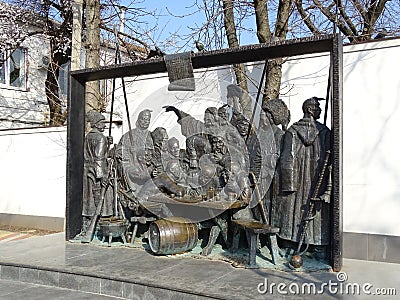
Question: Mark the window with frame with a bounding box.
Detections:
[0,48,27,88]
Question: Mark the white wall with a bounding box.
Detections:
[0,38,399,237]
[0,127,66,218]
[341,40,400,236]
[276,39,400,236]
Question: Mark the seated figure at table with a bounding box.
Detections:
[208,135,230,183]
[123,148,154,196]
[164,105,217,169]
[162,137,188,174]
[223,162,251,204]
[165,160,188,188]
[217,105,243,146]
[218,105,249,170]
[187,155,219,197]
[164,105,247,173]
[127,136,185,200]
[150,127,169,177]
[115,109,153,197]
[198,156,235,256]
[116,109,153,158]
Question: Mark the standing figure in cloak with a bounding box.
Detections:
[248,99,290,219]
[261,99,290,227]
[279,97,331,259]
[81,110,114,236]
[247,110,277,220]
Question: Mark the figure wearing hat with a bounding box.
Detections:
[278,97,331,258]
[81,110,113,235]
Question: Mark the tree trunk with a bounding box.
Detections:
[43,3,72,126]
[265,0,291,102]
[254,0,271,43]
[222,0,251,119]
[46,52,68,126]
[85,0,101,112]
[263,58,283,101]
[254,0,291,103]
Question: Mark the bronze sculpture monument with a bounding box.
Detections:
[76,92,333,270]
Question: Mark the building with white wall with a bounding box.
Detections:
[0,2,137,130]
[0,24,53,128]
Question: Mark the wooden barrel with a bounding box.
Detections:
[148,217,198,255]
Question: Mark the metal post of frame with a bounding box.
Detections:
[66,76,86,240]
[331,34,343,272]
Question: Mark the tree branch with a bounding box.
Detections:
[274,0,292,38]
[253,0,271,43]
[294,0,321,35]
[368,0,390,25]
[312,0,355,41]
[337,0,359,36]
[44,0,63,12]
[363,0,389,37]
[100,24,150,52]
[351,0,368,21]
[27,30,45,36]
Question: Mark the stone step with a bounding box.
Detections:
[0,264,211,299]
[0,278,126,299]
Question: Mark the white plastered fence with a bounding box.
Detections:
[0,127,66,219]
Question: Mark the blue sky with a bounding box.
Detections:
[121,0,259,52]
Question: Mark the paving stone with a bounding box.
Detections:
[37,269,59,287]
[100,278,123,298]
[122,282,146,300]
[0,279,123,300]
[78,274,101,294]
[1,265,19,281]
[59,272,80,290]
[19,267,40,284]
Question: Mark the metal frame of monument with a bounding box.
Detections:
[67,34,343,271]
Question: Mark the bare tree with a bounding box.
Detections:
[180,0,293,109]
[41,0,72,126]
[0,3,33,56]
[1,0,73,126]
[169,0,398,105]
[2,0,399,127]
[293,0,400,42]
